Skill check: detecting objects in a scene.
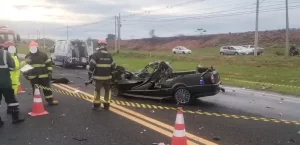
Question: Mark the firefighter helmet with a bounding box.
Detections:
[29,41,39,47]
[97,39,107,45]
[3,41,15,48]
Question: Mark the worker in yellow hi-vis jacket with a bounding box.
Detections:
[2,41,25,114]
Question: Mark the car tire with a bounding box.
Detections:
[173,87,193,105]
[220,52,224,55]
[234,52,239,55]
[182,52,185,54]
[173,51,176,54]
[82,65,87,69]
[111,84,120,98]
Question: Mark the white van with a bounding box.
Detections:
[50,39,90,68]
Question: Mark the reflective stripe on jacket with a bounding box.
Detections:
[24,51,52,79]
[10,55,20,85]
[89,50,115,80]
[0,49,15,88]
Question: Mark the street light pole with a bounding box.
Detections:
[285,0,290,57]
[254,0,259,56]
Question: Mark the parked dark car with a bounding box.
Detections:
[110,61,224,105]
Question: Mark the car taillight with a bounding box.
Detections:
[211,74,215,83]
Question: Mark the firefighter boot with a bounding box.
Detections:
[92,103,102,111]
[103,103,110,110]
[0,117,4,128]
[11,109,25,124]
[47,100,59,106]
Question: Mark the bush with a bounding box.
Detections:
[275,51,284,56]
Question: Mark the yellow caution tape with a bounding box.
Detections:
[35,84,300,126]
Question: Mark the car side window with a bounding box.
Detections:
[230,47,235,50]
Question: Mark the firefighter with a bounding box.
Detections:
[0,43,25,127]
[23,41,58,105]
[88,39,115,110]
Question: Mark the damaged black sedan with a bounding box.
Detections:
[111,61,224,105]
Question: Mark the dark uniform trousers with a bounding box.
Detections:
[30,78,53,103]
[0,88,19,110]
[94,80,111,109]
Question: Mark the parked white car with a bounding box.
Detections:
[220,46,251,55]
[172,46,192,54]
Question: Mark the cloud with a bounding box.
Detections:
[0,0,300,40]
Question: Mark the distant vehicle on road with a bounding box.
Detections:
[241,45,264,55]
[50,39,89,68]
[172,46,192,54]
[220,46,251,55]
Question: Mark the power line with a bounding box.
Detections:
[122,0,300,21]
[122,0,206,18]
[121,5,300,26]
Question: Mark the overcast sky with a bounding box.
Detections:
[1,0,300,40]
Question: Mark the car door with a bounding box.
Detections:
[222,47,229,55]
[229,47,236,55]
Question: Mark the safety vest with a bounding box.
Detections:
[24,51,52,79]
[89,50,115,80]
[10,55,20,85]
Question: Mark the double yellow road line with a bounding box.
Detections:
[53,84,218,145]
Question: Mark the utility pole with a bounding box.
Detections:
[118,13,121,53]
[43,28,45,49]
[285,0,289,57]
[115,16,117,53]
[36,30,38,40]
[254,0,259,56]
[67,26,69,41]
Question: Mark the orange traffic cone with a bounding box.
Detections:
[171,107,187,145]
[17,82,25,93]
[28,88,49,117]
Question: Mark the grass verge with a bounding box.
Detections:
[111,51,300,97]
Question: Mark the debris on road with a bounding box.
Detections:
[73,138,88,142]
[266,106,271,108]
[297,131,300,135]
[279,102,283,104]
[60,114,65,117]
[279,113,283,116]
[289,138,296,143]
[152,143,167,145]
[262,86,272,90]
[281,98,284,100]
[213,136,221,141]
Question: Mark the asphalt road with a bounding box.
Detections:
[1,62,300,145]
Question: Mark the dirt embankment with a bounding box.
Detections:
[107,29,300,50]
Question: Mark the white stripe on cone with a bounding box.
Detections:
[173,129,186,137]
[175,114,184,124]
[34,88,40,95]
[33,98,43,103]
